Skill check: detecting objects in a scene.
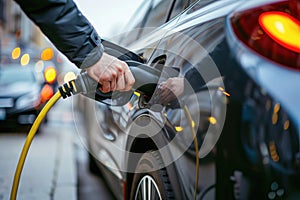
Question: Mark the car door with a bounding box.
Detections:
[84,0,187,193]
[130,0,240,198]
[84,0,232,198]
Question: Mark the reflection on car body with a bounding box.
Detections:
[81,0,300,199]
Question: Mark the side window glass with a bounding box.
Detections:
[143,0,173,29]
[118,0,174,46]
[169,0,199,19]
[116,0,152,45]
[123,0,153,32]
[186,0,217,14]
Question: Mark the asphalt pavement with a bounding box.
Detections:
[0,97,113,200]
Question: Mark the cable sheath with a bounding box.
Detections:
[10,91,61,200]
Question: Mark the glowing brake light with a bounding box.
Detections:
[230,1,300,69]
[44,67,57,84]
[40,84,54,103]
[259,12,300,53]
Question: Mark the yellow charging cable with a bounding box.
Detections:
[183,105,199,200]
[9,79,199,200]
[10,91,61,200]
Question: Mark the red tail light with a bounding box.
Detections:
[40,84,54,103]
[259,11,300,53]
[230,0,300,69]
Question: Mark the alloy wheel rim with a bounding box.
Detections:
[134,175,162,200]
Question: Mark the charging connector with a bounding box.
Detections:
[58,71,94,98]
[58,62,160,104]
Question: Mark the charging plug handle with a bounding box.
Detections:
[59,61,160,99]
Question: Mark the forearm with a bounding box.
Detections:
[14,0,103,68]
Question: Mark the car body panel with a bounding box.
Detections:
[83,0,300,199]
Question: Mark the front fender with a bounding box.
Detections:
[123,112,184,199]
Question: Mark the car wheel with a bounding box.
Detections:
[130,151,174,200]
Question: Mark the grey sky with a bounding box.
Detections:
[74,0,142,38]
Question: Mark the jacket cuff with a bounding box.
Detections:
[79,28,104,69]
[80,44,104,69]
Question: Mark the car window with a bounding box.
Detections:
[118,0,175,46]
[186,0,219,14]
[142,0,174,29]
[122,0,153,34]
[169,0,199,19]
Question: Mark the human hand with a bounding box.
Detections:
[158,77,184,103]
[86,52,135,93]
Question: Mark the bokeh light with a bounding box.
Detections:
[35,60,44,73]
[20,54,30,66]
[41,48,54,61]
[64,71,77,83]
[40,84,54,103]
[12,47,21,59]
[44,67,57,84]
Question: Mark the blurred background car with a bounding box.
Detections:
[79,0,300,199]
[0,64,54,131]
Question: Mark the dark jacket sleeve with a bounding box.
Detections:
[14,0,104,69]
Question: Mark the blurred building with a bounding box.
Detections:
[1,0,46,47]
[0,0,68,88]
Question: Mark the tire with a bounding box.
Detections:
[130,151,174,200]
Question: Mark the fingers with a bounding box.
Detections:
[102,69,117,93]
[157,78,183,104]
[100,70,134,93]
[101,81,111,93]
[116,73,125,91]
[159,86,173,102]
[123,68,135,91]
[86,53,135,93]
[110,76,117,91]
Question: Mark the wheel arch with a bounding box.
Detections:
[124,114,183,199]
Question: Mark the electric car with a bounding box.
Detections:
[0,65,51,131]
[80,0,300,199]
